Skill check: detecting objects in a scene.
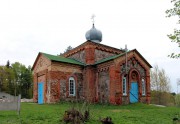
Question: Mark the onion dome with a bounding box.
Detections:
[85,24,102,43]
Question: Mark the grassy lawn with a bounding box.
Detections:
[0,102,179,124]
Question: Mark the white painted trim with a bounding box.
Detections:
[142,79,146,96]
[69,77,76,96]
[122,76,127,96]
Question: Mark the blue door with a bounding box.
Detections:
[130,82,138,103]
[38,82,44,104]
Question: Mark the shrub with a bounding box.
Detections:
[175,94,180,107]
[63,108,89,124]
[100,117,114,124]
[150,90,175,106]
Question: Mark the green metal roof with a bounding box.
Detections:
[40,49,152,68]
[95,52,126,65]
[41,52,85,66]
[94,49,152,68]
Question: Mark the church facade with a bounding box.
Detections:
[32,24,152,105]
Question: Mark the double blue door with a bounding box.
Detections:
[130,82,138,103]
[38,82,44,104]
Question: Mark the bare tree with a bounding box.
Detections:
[151,65,171,92]
[150,65,159,91]
[150,65,172,105]
[177,78,180,94]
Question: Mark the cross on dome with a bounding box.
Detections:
[91,14,96,24]
[85,15,102,43]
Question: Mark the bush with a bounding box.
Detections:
[100,117,114,124]
[175,94,180,107]
[150,90,175,106]
[63,108,89,124]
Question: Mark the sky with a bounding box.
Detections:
[0,0,179,93]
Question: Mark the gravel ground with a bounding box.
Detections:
[21,99,33,102]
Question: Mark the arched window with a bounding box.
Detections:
[142,79,146,96]
[69,77,75,96]
[122,76,127,96]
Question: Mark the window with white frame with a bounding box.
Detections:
[142,79,146,96]
[69,77,75,96]
[122,76,127,95]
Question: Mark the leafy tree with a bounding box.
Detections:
[11,62,32,98]
[0,66,7,92]
[20,66,33,98]
[65,46,73,52]
[59,45,73,55]
[5,66,15,94]
[166,0,180,58]
[0,62,32,98]
[6,60,10,68]
[0,65,15,93]
[11,62,24,95]
[150,65,173,105]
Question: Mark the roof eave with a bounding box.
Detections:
[32,52,42,70]
[133,49,152,68]
[94,49,152,68]
[51,60,85,66]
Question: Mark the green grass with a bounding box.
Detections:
[0,102,179,124]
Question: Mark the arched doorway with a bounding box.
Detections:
[129,71,139,103]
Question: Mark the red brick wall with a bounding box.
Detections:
[83,66,96,102]
[33,73,38,102]
[146,72,151,104]
[85,45,95,64]
[33,69,48,103]
[109,65,120,104]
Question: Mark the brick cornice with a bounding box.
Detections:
[63,41,123,57]
[94,44,122,54]
[97,61,114,72]
[115,50,151,70]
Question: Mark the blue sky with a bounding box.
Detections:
[0,0,179,93]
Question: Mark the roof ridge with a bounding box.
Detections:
[94,49,152,68]
[62,41,123,57]
[41,52,85,66]
[94,50,132,65]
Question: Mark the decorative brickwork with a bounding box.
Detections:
[68,50,85,63]
[95,49,116,62]
[63,41,122,59]
[120,57,146,78]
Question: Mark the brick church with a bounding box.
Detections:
[32,23,152,105]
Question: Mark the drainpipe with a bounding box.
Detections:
[125,45,128,76]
